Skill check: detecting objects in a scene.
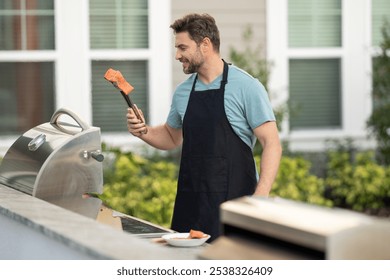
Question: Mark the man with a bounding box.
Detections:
[127,13,282,242]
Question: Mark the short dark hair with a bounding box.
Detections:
[170,13,220,53]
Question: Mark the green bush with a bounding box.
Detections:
[99,146,389,228]
[367,20,390,164]
[100,147,178,228]
[266,156,333,207]
[100,149,334,227]
[325,151,390,212]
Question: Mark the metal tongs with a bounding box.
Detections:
[104,68,147,134]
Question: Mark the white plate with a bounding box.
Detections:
[162,233,210,247]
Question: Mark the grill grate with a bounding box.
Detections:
[120,216,169,235]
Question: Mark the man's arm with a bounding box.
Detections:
[127,107,183,150]
[252,121,282,197]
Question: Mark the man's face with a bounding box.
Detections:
[174,32,204,74]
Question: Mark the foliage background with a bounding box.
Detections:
[100,143,390,228]
[367,20,390,165]
[100,145,179,227]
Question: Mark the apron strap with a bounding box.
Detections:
[220,59,229,91]
[190,59,229,92]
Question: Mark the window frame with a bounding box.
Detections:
[57,0,171,148]
[0,0,56,143]
[266,0,374,151]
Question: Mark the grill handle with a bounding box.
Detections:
[50,108,90,135]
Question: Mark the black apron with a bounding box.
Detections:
[171,60,257,242]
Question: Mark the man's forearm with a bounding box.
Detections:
[138,124,182,150]
[254,141,282,196]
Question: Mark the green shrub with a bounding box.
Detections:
[99,146,389,228]
[100,148,178,228]
[325,151,390,212]
[367,20,390,164]
[263,156,333,207]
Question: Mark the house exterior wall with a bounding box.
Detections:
[0,0,382,155]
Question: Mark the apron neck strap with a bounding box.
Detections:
[191,59,229,92]
[220,59,229,90]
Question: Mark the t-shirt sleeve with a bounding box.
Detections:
[166,76,194,129]
[166,93,182,129]
[244,79,276,129]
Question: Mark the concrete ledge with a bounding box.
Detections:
[0,184,204,260]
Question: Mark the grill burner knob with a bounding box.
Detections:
[91,151,104,162]
[82,150,104,162]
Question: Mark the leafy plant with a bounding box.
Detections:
[367,20,390,165]
[325,150,390,212]
[99,143,390,228]
[229,25,271,90]
[258,155,333,207]
[100,145,178,227]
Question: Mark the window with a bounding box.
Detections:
[92,60,148,132]
[89,0,149,132]
[0,62,55,134]
[288,0,342,47]
[0,0,55,135]
[288,0,342,130]
[0,0,54,50]
[372,0,390,110]
[267,0,374,150]
[89,0,148,49]
[372,0,390,46]
[289,59,341,129]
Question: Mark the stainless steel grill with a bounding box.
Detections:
[0,108,104,219]
[200,196,390,260]
[0,108,174,237]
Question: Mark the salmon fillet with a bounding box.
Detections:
[189,229,207,239]
[104,68,134,95]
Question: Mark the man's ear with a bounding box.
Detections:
[201,37,212,52]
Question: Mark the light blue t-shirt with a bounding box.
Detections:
[167,64,276,150]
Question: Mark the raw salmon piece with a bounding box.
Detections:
[104,68,134,95]
[189,229,207,239]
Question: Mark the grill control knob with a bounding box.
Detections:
[82,150,104,162]
[91,150,104,162]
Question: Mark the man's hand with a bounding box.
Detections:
[127,105,148,137]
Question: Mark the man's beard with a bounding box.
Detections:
[181,49,204,74]
[183,61,201,74]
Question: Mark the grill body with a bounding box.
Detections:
[0,108,104,218]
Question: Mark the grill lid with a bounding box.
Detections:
[0,108,104,218]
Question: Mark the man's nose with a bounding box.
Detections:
[175,50,181,60]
